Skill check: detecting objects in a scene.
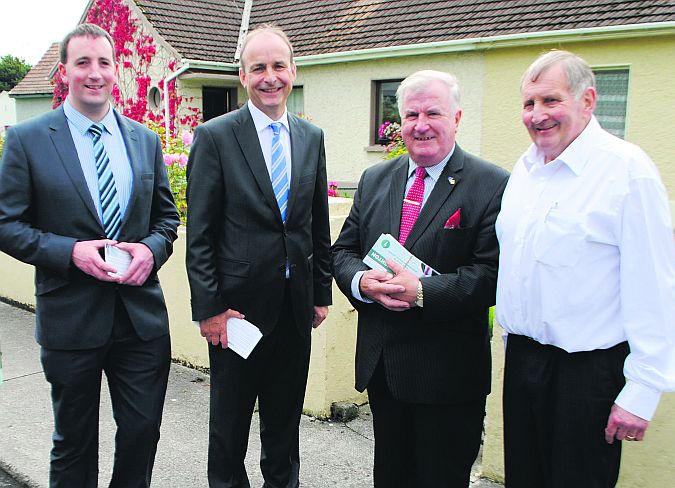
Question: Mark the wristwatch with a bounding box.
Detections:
[415,281,424,307]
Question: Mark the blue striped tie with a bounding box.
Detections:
[88,123,122,240]
[270,122,290,222]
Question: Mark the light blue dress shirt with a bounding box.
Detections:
[63,99,133,223]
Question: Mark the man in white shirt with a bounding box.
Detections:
[496,49,675,487]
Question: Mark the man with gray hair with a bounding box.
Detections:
[496,50,675,486]
[332,70,508,487]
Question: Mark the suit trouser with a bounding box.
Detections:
[207,285,311,488]
[503,334,628,488]
[367,359,486,488]
[40,297,171,488]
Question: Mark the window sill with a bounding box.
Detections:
[364,145,386,153]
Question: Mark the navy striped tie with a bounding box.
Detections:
[88,124,122,240]
[270,122,289,222]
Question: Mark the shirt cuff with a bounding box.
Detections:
[351,270,374,303]
[614,379,662,421]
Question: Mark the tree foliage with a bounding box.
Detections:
[0,55,31,92]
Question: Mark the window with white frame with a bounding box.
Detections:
[593,68,629,139]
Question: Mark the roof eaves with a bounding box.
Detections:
[293,21,675,66]
[181,59,240,71]
[8,92,54,99]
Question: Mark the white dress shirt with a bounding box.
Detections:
[496,116,675,420]
[247,100,292,186]
[248,100,292,278]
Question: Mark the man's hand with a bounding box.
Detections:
[199,309,245,348]
[115,242,155,286]
[313,306,329,328]
[386,260,420,306]
[605,403,649,444]
[71,239,119,282]
[359,268,409,311]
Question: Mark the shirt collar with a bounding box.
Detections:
[248,100,290,134]
[407,144,455,182]
[63,98,115,136]
[522,116,601,176]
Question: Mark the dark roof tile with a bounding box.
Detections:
[135,1,675,62]
[136,0,242,62]
[10,43,60,96]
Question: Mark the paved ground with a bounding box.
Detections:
[0,300,502,487]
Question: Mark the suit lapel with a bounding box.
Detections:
[388,156,410,241]
[116,112,141,236]
[48,108,100,225]
[404,146,464,249]
[286,114,305,223]
[233,106,282,223]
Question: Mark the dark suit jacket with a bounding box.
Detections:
[185,105,332,334]
[331,146,508,405]
[0,107,179,350]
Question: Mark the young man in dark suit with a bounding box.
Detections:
[0,24,179,488]
[186,25,332,488]
[331,70,508,488]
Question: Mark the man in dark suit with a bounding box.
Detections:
[0,24,178,488]
[185,25,332,488]
[331,70,508,487]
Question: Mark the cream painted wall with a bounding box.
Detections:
[14,97,53,123]
[294,52,486,183]
[0,199,366,419]
[0,91,16,128]
[481,35,675,197]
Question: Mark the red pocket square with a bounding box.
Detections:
[444,208,461,229]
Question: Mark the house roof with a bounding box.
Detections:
[10,42,60,97]
[135,0,675,62]
[256,0,675,56]
[135,0,243,63]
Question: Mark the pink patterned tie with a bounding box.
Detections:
[399,166,426,244]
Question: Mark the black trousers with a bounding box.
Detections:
[40,297,171,488]
[367,359,486,488]
[207,285,311,488]
[503,334,629,488]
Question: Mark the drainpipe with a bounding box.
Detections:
[234,0,254,62]
[163,63,191,147]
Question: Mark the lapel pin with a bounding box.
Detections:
[448,176,456,185]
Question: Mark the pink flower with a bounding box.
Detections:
[178,153,188,167]
[181,130,193,147]
[378,121,391,140]
[163,153,181,167]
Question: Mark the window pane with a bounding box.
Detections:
[287,86,304,115]
[594,69,629,139]
[375,80,402,144]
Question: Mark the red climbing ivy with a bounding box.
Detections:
[52,0,200,139]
